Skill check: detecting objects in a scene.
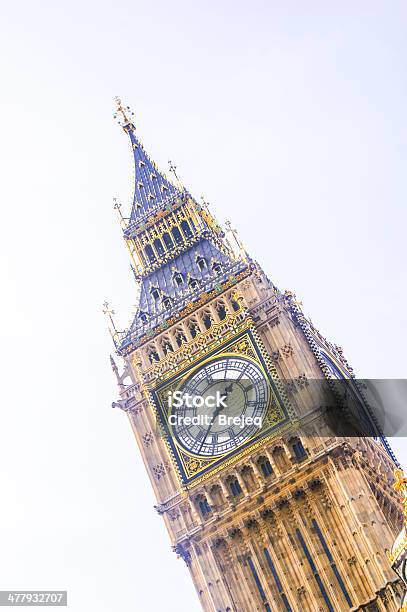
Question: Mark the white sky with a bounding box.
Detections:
[1,1,406,611]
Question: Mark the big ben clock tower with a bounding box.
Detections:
[110,99,403,611]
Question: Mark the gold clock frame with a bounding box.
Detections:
[148,324,294,489]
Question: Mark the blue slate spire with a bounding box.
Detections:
[114,99,249,354]
[114,98,182,227]
[127,128,182,223]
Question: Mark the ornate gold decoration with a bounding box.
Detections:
[394,469,407,520]
[389,469,407,566]
[136,308,249,384]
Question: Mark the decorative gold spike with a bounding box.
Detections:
[394,468,407,523]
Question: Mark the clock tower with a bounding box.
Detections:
[110,100,403,611]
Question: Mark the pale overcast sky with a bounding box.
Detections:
[1,1,406,611]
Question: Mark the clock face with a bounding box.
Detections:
[170,356,270,457]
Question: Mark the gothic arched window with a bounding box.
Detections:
[196,256,207,272]
[171,226,183,245]
[162,232,174,250]
[162,296,172,310]
[145,244,156,264]
[291,438,307,461]
[212,261,222,274]
[240,465,256,491]
[189,319,199,339]
[173,272,184,287]
[216,301,227,321]
[209,484,224,508]
[227,477,242,497]
[153,238,164,257]
[231,297,240,312]
[139,311,148,324]
[162,338,173,355]
[151,286,160,301]
[189,277,199,291]
[257,456,273,478]
[181,220,193,239]
[202,312,212,330]
[272,446,290,473]
[175,330,187,347]
[196,494,211,517]
[148,350,159,364]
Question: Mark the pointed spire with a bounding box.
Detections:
[110,354,119,376]
[102,300,120,346]
[114,98,182,228]
[168,159,184,191]
[225,220,249,262]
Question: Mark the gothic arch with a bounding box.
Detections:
[272,445,291,473]
[240,465,256,491]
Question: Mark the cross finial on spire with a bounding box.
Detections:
[114,97,134,126]
[168,160,184,191]
[113,197,124,220]
[102,300,118,335]
[168,159,180,181]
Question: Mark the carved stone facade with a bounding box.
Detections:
[114,272,403,611]
[111,101,402,610]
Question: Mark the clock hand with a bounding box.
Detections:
[224,382,233,395]
[198,400,226,453]
[196,382,235,453]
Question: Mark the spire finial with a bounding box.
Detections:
[102,301,119,345]
[130,263,141,283]
[225,220,249,262]
[200,196,210,213]
[113,197,124,220]
[168,160,184,191]
[113,197,129,230]
[225,219,239,244]
[114,97,134,126]
[168,159,178,180]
